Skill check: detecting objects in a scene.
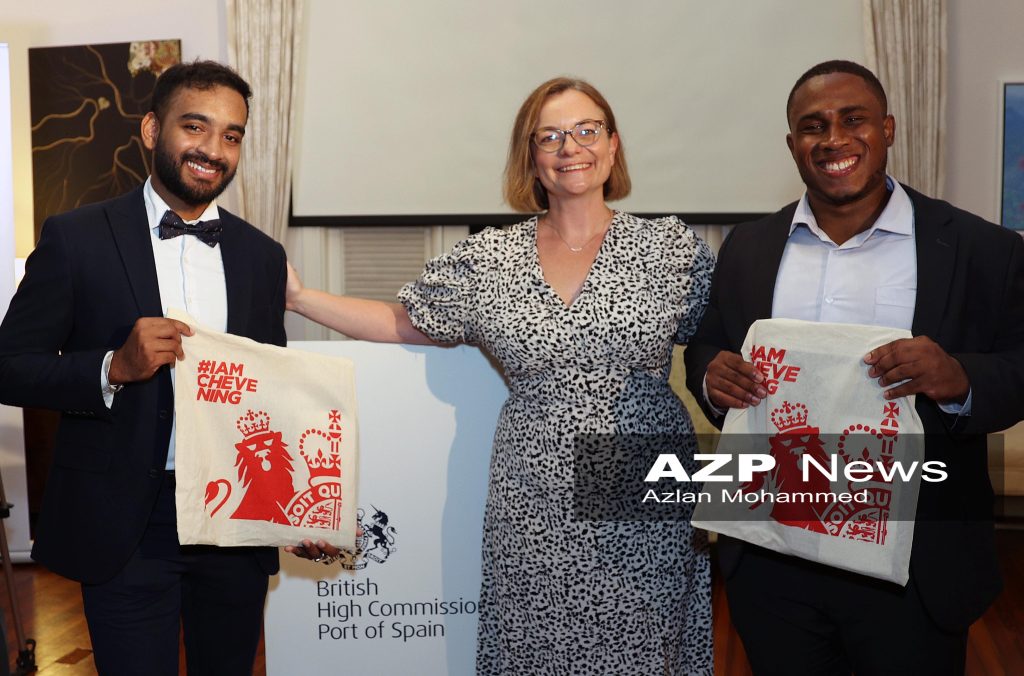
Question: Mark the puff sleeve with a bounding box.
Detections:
[668,219,715,345]
[398,233,488,344]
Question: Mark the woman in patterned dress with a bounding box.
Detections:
[286,78,714,674]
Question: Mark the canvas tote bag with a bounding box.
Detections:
[170,309,358,549]
[691,318,925,584]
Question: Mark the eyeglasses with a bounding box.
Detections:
[531,119,608,153]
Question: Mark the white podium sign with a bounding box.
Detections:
[265,342,506,674]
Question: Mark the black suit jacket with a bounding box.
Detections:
[685,185,1024,631]
[0,186,288,584]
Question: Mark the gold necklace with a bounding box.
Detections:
[543,212,613,253]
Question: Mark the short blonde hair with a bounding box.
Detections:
[503,77,631,212]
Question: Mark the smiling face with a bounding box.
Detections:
[141,84,247,219]
[786,72,894,211]
[532,89,618,205]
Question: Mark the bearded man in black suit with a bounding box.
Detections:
[0,60,286,675]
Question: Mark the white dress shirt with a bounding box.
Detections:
[102,177,228,470]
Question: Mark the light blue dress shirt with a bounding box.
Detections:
[773,178,917,330]
[705,177,970,416]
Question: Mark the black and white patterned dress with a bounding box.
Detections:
[399,212,714,675]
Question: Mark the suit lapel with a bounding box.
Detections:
[907,186,956,338]
[108,187,163,317]
[749,204,796,323]
[218,211,252,336]
[107,189,256,336]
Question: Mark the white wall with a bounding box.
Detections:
[945,0,1024,222]
[0,0,230,258]
[0,45,14,314]
[1,43,31,559]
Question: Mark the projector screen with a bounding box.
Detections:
[292,0,864,224]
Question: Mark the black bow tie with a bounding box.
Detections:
[158,210,223,247]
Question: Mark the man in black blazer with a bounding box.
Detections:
[686,60,1024,674]
[0,61,286,675]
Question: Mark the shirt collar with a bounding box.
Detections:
[143,176,221,231]
[789,176,914,243]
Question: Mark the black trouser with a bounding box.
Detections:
[726,546,967,676]
[81,473,268,676]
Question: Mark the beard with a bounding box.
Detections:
[153,139,236,207]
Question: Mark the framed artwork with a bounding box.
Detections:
[1000,82,1024,229]
[28,40,181,239]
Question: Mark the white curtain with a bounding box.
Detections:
[226,0,303,244]
[863,0,947,198]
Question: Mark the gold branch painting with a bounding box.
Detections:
[29,40,181,238]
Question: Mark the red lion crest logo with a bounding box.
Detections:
[205,409,346,532]
[740,401,901,545]
[204,409,295,524]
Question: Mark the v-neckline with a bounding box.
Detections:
[532,212,617,311]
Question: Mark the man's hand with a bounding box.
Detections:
[706,350,768,410]
[108,317,193,385]
[864,336,970,404]
[285,539,344,563]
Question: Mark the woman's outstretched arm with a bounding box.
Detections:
[286,263,435,345]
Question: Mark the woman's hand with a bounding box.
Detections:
[285,262,304,312]
[285,539,343,563]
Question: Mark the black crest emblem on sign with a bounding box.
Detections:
[340,506,398,570]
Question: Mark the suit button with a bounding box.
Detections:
[148,469,160,479]
[158,409,170,420]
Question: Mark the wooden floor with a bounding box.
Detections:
[1,530,1021,675]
